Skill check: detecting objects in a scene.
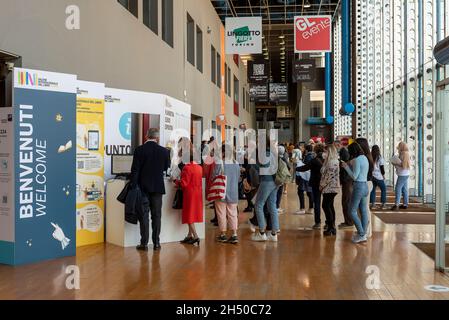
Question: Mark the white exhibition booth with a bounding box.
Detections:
[103,87,205,247]
[1,67,204,266]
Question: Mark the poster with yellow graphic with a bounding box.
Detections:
[76,81,105,247]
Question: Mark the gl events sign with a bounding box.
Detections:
[225,17,262,54]
[294,15,332,53]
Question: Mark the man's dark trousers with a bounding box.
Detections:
[138,193,163,246]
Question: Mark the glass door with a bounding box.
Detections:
[436,85,449,272]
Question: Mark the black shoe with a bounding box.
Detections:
[136,245,148,251]
[391,205,399,211]
[243,207,253,213]
[226,236,239,244]
[399,205,408,210]
[153,244,161,251]
[216,234,228,243]
[323,228,336,236]
[180,236,193,244]
[213,221,219,227]
[210,218,218,224]
[187,238,200,246]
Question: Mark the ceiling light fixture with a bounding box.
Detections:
[304,0,312,9]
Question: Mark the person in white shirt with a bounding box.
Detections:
[391,142,411,210]
[370,145,387,210]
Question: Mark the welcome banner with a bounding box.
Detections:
[0,68,77,265]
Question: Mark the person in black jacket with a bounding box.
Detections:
[338,146,354,229]
[297,143,325,229]
[130,128,170,251]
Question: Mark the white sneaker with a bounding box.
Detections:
[352,234,367,244]
[267,233,278,242]
[306,208,314,214]
[251,232,267,242]
[248,220,257,233]
[294,209,306,215]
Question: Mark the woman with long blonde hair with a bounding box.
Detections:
[391,142,411,210]
[319,144,340,236]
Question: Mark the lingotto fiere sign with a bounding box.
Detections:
[294,15,332,53]
[225,17,262,55]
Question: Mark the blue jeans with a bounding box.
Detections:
[395,176,409,206]
[350,182,369,236]
[255,180,280,232]
[370,178,387,205]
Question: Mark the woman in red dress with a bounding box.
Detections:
[175,138,203,246]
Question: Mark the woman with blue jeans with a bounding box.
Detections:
[370,145,387,209]
[342,143,369,244]
[391,142,411,210]
[251,148,280,242]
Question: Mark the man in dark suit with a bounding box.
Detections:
[130,128,170,251]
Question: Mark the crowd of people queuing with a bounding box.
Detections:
[129,128,412,251]
[187,135,411,245]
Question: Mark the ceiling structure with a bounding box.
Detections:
[211,0,341,83]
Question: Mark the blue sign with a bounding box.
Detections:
[119,112,131,140]
[13,88,76,265]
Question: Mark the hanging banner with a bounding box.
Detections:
[294,15,332,53]
[225,17,262,54]
[293,59,316,82]
[11,68,77,265]
[269,83,289,104]
[247,60,269,84]
[76,81,105,247]
[249,84,268,103]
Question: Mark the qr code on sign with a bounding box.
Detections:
[253,64,265,76]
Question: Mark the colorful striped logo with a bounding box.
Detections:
[18,71,38,86]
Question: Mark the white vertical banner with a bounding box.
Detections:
[225,17,262,54]
[0,108,14,243]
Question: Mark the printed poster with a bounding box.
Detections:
[0,108,14,264]
[76,81,105,247]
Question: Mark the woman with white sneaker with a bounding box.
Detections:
[341,142,370,244]
[251,140,280,242]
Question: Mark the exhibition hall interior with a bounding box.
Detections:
[2,0,449,303]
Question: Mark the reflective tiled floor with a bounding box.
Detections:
[1,183,448,300]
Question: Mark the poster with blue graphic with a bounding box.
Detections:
[10,68,77,265]
[104,88,166,180]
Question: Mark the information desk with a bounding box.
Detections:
[106,178,206,247]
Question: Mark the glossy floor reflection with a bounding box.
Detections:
[1,183,448,300]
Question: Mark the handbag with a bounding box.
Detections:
[207,165,227,202]
[172,187,183,209]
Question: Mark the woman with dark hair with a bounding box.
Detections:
[341,142,369,243]
[298,143,325,229]
[355,138,374,238]
[338,146,354,229]
[370,145,387,209]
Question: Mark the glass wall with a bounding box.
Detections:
[355,0,438,199]
[436,85,449,272]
